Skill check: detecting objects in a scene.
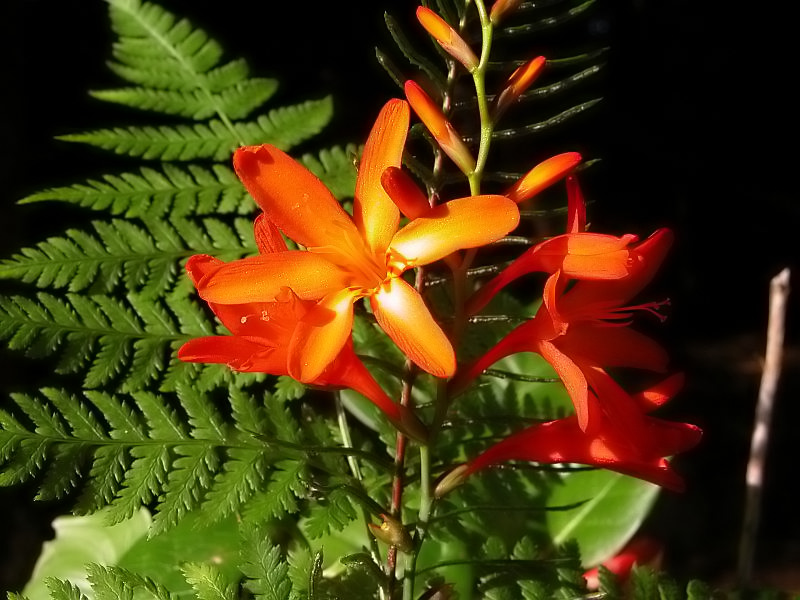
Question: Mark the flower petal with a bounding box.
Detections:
[353,99,408,255]
[233,144,360,249]
[196,252,347,304]
[253,213,288,254]
[178,336,287,373]
[559,325,669,373]
[371,277,455,377]
[287,288,358,382]
[390,195,519,266]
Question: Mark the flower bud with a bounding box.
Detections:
[368,513,413,552]
[434,463,470,498]
[417,7,478,72]
[404,80,476,176]
[505,152,582,204]
[490,0,522,25]
[493,56,546,120]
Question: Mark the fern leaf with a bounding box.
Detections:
[59,97,333,161]
[18,164,251,218]
[495,0,597,37]
[198,447,268,526]
[105,443,170,523]
[86,564,173,600]
[182,563,237,600]
[241,460,308,522]
[240,527,293,600]
[91,78,278,120]
[151,443,219,535]
[44,578,86,600]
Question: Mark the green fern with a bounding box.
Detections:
[0,386,312,536]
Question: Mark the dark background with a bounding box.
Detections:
[1,0,797,594]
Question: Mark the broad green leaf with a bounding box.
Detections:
[118,511,241,594]
[22,509,151,600]
[545,470,659,566]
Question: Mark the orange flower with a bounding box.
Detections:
[404,80,476,176]
[452,225,675,437]
[192,99,519,382]
[416,6,478,72]
[466,175,670,315]
[178,232,426,440]
[439,375,701,494]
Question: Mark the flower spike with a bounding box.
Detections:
[416,6,478,72]
[405,80,476,176]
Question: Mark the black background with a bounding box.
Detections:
[1,0,798,594]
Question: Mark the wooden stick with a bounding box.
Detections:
[738,268,791,587]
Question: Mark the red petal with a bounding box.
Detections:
[381,166,430,220]
[178,336,287,374]
[254,213,288,254]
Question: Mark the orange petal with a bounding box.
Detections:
[505,152,581,204]
[233,145,360,250]
[197,252,347,304]
[287,288,358,382]
[390,195,519,266]
[560,325,669,373]
[371,277,455,378]
[566,174,586,233]
[353,99,407,255]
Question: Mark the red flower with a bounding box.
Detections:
[440,375,701,493]
[179,217,425,439]
[466,175,670,316]
[452,225,675,438]
[583,536,663,591]
[190,99,519,382]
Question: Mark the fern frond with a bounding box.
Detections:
[240,527,293,600]
[18,164,251,218]
[91,78,278,120]
[59,97,333,161]
[182,562,237,600]
[0,386,315,532]
[0,290,216,391]
[101,0,277,125]
[0,217,255,297]
[299,144,359,201]
[495,0,597,37]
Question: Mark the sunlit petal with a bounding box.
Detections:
[353,99,408,255]
[559,324,669,373]
[390,195,519,266]
[287,288,358,382]
[233,144,360,249]
[197,252,347,304]
[416,6,478,71]
[371,277,455,377]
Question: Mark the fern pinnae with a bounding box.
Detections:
[494,0,597,38]
[18,164,252,219]
[60,97,333,161]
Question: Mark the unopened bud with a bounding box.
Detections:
[404,80,476,176]
[506,152,582,204]
[417,7,479,72]
[490,0,522,25]
[493,56,546,120]
[368,513,413,552]
[434,463,470,498]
